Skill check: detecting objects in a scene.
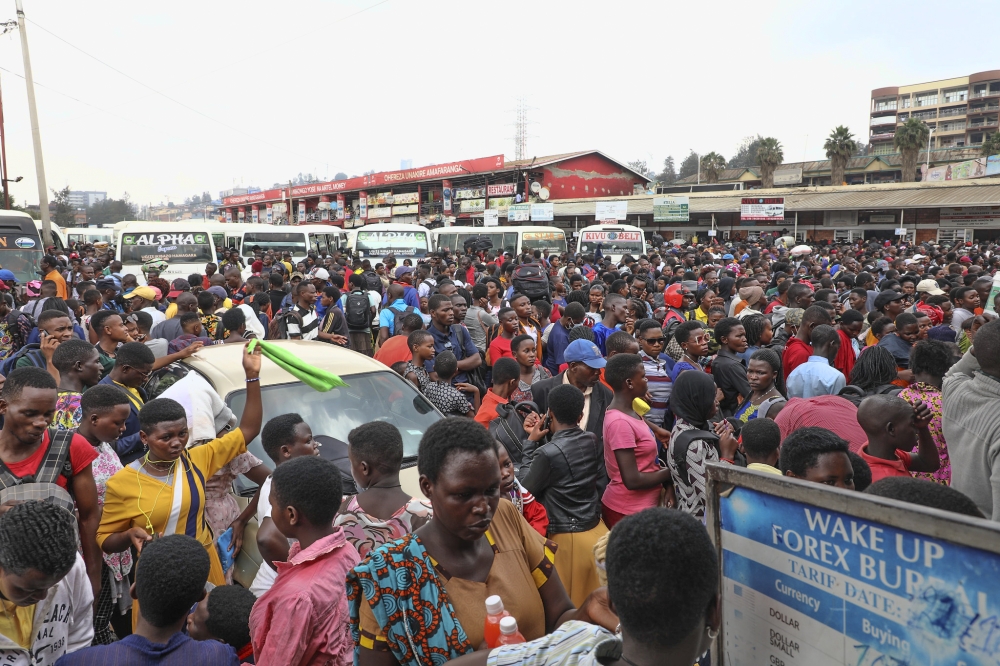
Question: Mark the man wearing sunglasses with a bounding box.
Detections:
[98,342,155,465]
[636,320,675,432]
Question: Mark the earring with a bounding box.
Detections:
[707,626,719,640]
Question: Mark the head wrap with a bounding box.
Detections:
[716,277,735,301]
[669,370,718,428]
[915,301,943,327]
[738,285,764,307]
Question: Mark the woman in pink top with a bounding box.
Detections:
[601,354,673,529]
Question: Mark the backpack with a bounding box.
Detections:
[0,343,45,377]
[345,291,371,331]
[363,271,384,296]
[489,400,539,467]
[389,305,416,336]
[670,428,720,487]
[511,263,550,303]
[268,308,303,340]
[7,310,33,352]
[0,428,76,515]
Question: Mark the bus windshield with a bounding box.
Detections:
[522,231,566,253]
[119,231,215,265]
[0,248,43,284]
[242,231,308,257]
[356,230,428,258]
[578,230,643,255]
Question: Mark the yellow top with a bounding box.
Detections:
[164,302,178,320]
[0,600,34,649]
[97,429,246,550]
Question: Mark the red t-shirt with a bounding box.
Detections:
[860,444,913,483]
[374,336,412,369]
[4,431,98,490]
[488,336,513,365]
[782,337,813,381]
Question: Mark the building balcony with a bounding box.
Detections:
[870,115,897,126]
[909,110,937,120]
[870,132,895,141]
[969,120,999,130]
[971,89,1000,98]
[873,103,897,112]
[939,106,967,117]
[968,104,1000,115]
[937,125,966,133]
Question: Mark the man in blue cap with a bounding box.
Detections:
[529,338,612,450]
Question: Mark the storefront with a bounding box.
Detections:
[219,151,648,230]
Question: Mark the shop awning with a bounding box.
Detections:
[550,179,1000,216]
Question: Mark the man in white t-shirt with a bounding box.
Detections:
[250,413,321,597]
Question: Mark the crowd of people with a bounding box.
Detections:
[0,234,996,665]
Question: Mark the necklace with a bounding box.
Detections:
[682,352,701,367]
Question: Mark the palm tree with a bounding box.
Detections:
[894,118,930,182]
[981,131,1000,157]
[700,152,726,183]
[823,126,858,186]
[756,137,784,188]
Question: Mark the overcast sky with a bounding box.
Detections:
[0,1,995,209]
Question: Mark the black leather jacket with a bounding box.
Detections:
[518,426,607,534]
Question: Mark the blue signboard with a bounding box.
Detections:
[719,483,1000,665]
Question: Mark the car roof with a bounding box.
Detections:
[180,340,389,396]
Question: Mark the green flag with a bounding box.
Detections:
[248,339,349,392]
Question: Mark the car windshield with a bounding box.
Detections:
[356,230,428,257]
[242,232,308,257]
[225,370,440,470]
[0,248,43,283]
[119,231,215,265]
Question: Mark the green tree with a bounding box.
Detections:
[627,159,655,181]
[728,135,763,169]
[86,195,138,226]
[678,151,699,180]
[981,132,1000,157]
[658,156,677,186]
[894,118,930,183]
[823,126,858,186]
[700,152,727,183]
[334,172,348,180]
[756,137,784,188]
[50,186,75,226]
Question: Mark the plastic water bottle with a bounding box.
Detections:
[496,616,526,645]
[483,595,509,648]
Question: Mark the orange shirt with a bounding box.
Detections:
[374,335,412,368]
[475,389,507,428]
[45,270,68,300]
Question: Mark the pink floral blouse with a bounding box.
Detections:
[899,382,950,485]
[92,443,133,579]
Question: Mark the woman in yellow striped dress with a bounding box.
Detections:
[97,343,262,623]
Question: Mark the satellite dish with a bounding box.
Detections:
[530,181,542,194]
[538,187,550,200]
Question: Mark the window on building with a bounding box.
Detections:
[944,89,968,103]
[901,97,912,108]
[915,93,938,107]
[938,229,971,244]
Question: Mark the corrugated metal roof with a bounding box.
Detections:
[550,179,1000,216]
[505,150,650,181]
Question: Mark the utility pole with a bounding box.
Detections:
[0,70,8,209]
[15,0,52,244]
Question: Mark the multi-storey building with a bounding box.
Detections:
[870,71,1000,154]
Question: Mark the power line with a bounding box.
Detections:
[23,19,323,164]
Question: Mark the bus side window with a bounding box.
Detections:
[502,232,518,254]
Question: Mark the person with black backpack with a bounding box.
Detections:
[344,273,376,356]
[376,284,416,346]
[0,292,33,362]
